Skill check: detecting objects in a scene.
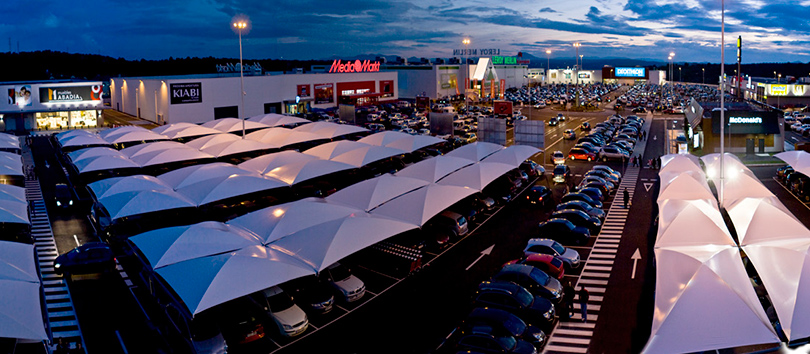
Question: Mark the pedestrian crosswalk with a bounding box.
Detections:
[542,167,640,354]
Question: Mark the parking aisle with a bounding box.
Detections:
[542,166,640,354]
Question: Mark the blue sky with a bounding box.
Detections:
[3,0,809,63]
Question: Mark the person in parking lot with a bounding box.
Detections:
[578,285,589,322]
[623,188,630,208]
[563,281,575,320]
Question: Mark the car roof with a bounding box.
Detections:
[499,263,535,277]
[477,280,523,293]
[468,307,519,324]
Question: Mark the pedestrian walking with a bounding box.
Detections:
[638,154,643,168]
[630,156,636,167]
[623,187,630,208]
[579,285,590,322]
[563,281,575,320]
[657,156,662,169]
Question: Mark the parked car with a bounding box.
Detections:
[491,264,563,304]
[283,275,334,314]
[563,129,576,140]
[537,217,591,245]
[53,242,115,275]
[560,192,603,209]
[551,151,566,165]
[552,165,571,184]
[454,327,538,354]
[577,186,605,202]
[320,262,365,302]
[568,148,595,161]
[598,146,629,162]
[54,183,75,209]
[214,296,267,345]
[577,181,611,198]
[425,210,470,238]
[257,286,309,337]
[503,254,566,280]
[584,170,620,185]
[456,308,547,351]
[550,210,602,235]
[591,165,622,179]
[523,238,581,270]
[473,281,557,329]
[555,200,605,221]
[525,185,552,207]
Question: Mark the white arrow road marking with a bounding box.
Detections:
[466,244,495,271]
[631,248,641,279]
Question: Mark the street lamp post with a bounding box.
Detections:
[702,68,705,85]
[679,67,682,83]
[546,50,551,85]
[463,38,470,114]
[579,55,583,70]
[232,18,249,139]
[719,0,725,208]
[573,43,581,107]
[778,73,782,110]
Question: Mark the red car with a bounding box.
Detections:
[503,254,566,280]
[568,148,596,161]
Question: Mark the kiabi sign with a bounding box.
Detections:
[170,82,202,105]
[329,60,381,73]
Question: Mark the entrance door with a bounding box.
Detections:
[758,138,765,153]
[745,138,755,155]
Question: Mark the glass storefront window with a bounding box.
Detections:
[70,110,98,128]
[35,110,97,129]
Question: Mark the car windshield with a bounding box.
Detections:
[329,265,352,282]
[551,242,566,255]
[578,202,593,211]
[267,292,295,312]
[191,315,221,341]
[500,314,525,336]
[530,268,551,286]
[553,166,566,174]
[496,335,518,350]
[550,258,564,268]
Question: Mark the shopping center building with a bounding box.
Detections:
[0,80,107,132]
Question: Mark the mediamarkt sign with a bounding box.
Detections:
[329,59,381,73]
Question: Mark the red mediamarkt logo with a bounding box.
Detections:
[329,59,381,73]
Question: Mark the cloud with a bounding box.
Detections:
[538,7,557,13]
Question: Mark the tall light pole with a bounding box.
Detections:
[546,49,551,85]
[719,0,725,208]
[573,42,581,107]
[462,38,470,114]
[232,17,249,139]
[580,55,584,70]
[679,67,682,83]
[668,52,675,93]
[778,73,782,109]
[702,68,705,85]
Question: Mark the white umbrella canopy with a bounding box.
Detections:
[358,131,413,146]
[201,118,270,133]
[185,133,240,151]
[56,129,95,142]
[159,163,248,189]
[0,133,18,146]
[659,155,703,176]
[658,169,708,194]
[0,241,38,282]
[89,175,174,199]
[644,245,780,354]
[444,142,505,161]
[105,130,170,145]
[0,280,48,341]
[200,139,277,158]
[436,161,515,191]
[176,173,288,205]
[129,221,263,269]
[330,145,406,167]
[156,245,314,315]
[303,140,371,160]
[99,189,197,219]
[74,155,140,174]
[702,152,746,181]
[152,122,198,135]
[326,174,429,211]
[657,173,716,203]
[99,125,149,140]
[248,114,311,127]
[238,150,317,175]
[68,147,126,163]
[720,172,775,207]
[162,125,222,140]
[0,139,20,151]
[383,134,445,153]
[729,197,809,246]
[370,184,477,226]
[130,147,214,167]
[775,150,810,175]
[294,121,369,139]
[246,127,325,147]
[122,141,187,159]
[268,213,417,272]
[660,153,701,170]
[228,198,362,244]
[59,134,111,148]
[0,199,30,225]
[0,152,22,175]
[743,238,810,341]
[482,145,541,167]
[395,155,474,183]
[0,184,26,203]
[656,199,733,248]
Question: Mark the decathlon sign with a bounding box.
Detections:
[614,67,646,78]
[329,60,381,73]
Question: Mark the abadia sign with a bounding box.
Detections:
[329,60,381,73]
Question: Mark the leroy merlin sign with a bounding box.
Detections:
[491,56,518,65]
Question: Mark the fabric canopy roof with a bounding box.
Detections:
[129,146,214,167]
[775,150,810,177]
[0,152,22,176]
[105,130,169,145]
[99,125,149,140]
[156,245,312,315]
[246,127,325,147]
[59,134,111,148]
[159,163,249,189]
[303,141,371,160]
[240,151,355,185]
[0,199,30,225]
[160,125,222,140]
[358,132,444,153]
[643,245,780,353]
[98,189,196,220]
[329,145,405,167]
[659,154,703,176]
[0,241,47,341]
[370,184,477,226]
[656,199,733,248]
[68,147,126,163]
[89,175,173,200]
[129,221,262,269]
[481,145,540,167]
[201,118,270,133]
[228,198,361,244]
[660,154,701,170]
[267,212,416,272]
[247,113,311,127]
[152,122,197,136]
[395,155,474,183]
[293,121,368,139]
[444,142,505,161]
[326,174,429,211]
[174,171,288,205]
[122,141,187,159]
[74,155,140,174]
[0,184,26,203]
[238,151,316,175]
[720,172,777,207]
[57,129,95,142]
[657,173,715,203]
[437,161,515,191]
[185,133,278,157]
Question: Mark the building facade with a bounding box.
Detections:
[0,80,107,132]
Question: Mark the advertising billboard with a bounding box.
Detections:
[614,67,646,78]
[711,110,779,135]
[314,83,334,104]
[16,85,33,107]
[297,84,311,97]
[39,85,103,103]
[169,83,202,104]
[440,74,457,89]
[493,100,513,117]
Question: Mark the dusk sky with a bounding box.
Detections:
[3,0,809,64]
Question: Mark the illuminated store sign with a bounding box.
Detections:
[491,56,517,65]
[578,73,590,79]
[793,85,806,96]
[770,84,787,96]
[39,85,102,103]
[615,67,646,78]
[452,48,501,56]
[170,82,202,104]
[329,60,381,73]
[711,110,778,134]
[729,116,762,124]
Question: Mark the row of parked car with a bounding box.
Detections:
[566,114,644,162]
[777,165,810,201]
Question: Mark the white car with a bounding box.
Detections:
[262,286,309,337]
[523,238,581,269]
[321,262,366,302]
[551,150,566,165]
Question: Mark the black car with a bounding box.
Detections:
[455,330,537,354]
[457,308,547,351]
[577,186,605,202]
[552,165,571,184]
[473,281,557,329]
[547,117,558,126]
[491,264,563,303]
[578,181,611,198]
[580,122,591,131]
[550,210,602,235]
[283,275,335,314]
[525,186,552,207]
[537,218,591,245]
[54,183,74,209]
[53,242,116,275]
[560,192,603,209]
[555,201,605,221]
[584,170,620,185]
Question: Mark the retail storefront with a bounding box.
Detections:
[0,81,107,132]
[700,109,783,154]
[110,68,397,125]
